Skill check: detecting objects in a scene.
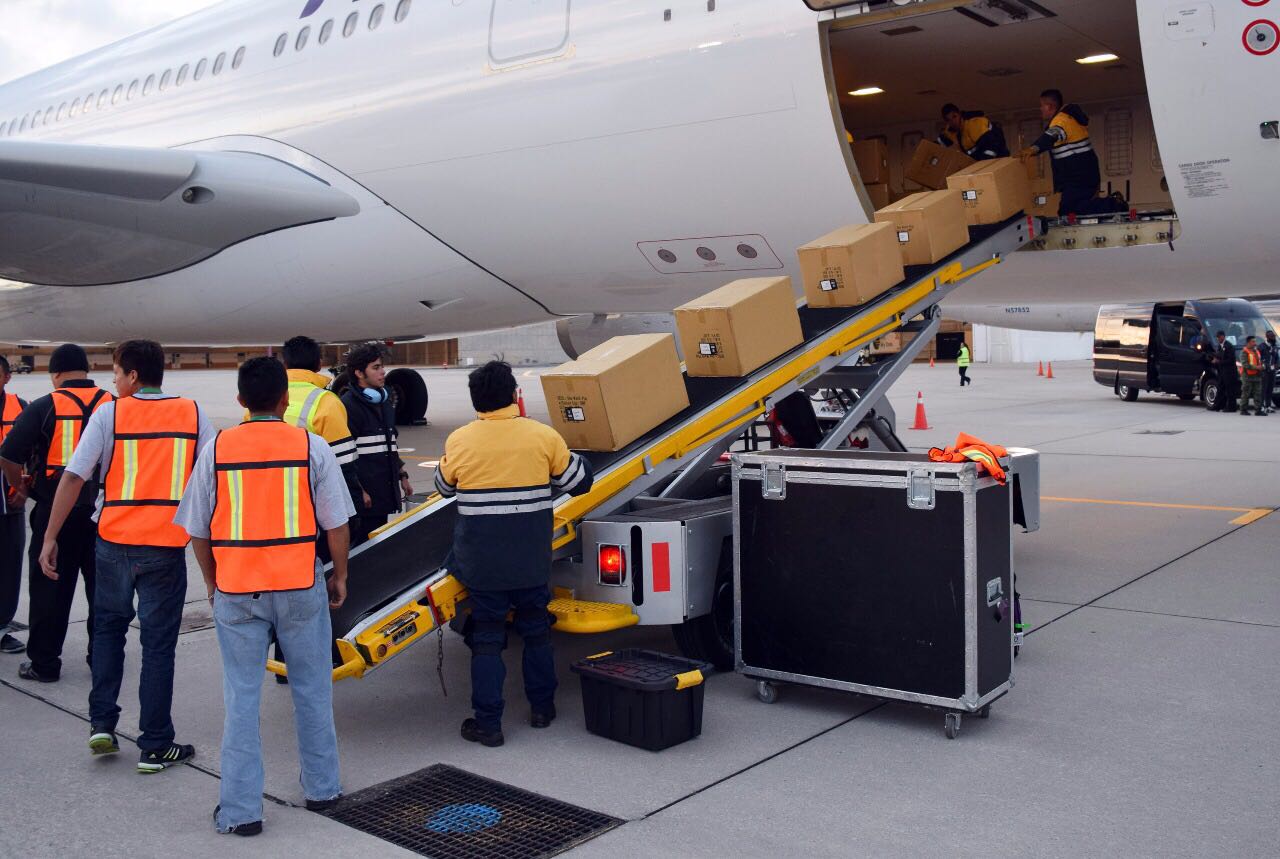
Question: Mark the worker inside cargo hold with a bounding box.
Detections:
[937,104,1009,161]
[1021,89,1126,218]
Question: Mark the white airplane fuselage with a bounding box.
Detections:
[0,0,1274,342]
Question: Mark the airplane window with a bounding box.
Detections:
[160,69,172,91]
[319,19,334,44]
[274,33,288,57]
[98,89,109,108]
[57,103,66,121]
[395,0,411,23]
[194,58,208,80]
[177,64,190,86]
[233,46,246,69]
[344,12,359,37]
[71,99,81,115]
[112,85,123,104]
[369,4,385,30]
[213,52,226,75]
[144,74,155,95]
[297,26,311,51]
[127,80,139,100]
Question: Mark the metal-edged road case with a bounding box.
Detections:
[733,449,1020,738]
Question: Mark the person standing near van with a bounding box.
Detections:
[1239,336,1264,416]
[1211,332,1239,413]
[1260,330,1278,416]
[957,342,972,387]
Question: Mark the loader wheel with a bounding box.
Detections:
[670,539,734,672]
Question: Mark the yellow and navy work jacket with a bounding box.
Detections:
[435,404,593,591]
[938,113,1009,160]
[1030,104,1101,193]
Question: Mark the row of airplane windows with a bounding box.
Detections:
[0,0,412,140]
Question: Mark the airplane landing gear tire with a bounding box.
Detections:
[386,368,429,426]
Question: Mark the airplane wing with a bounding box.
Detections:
[0,141,360,287]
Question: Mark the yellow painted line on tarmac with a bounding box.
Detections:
[1044,496,1273,525]
[1229,508,1273,526]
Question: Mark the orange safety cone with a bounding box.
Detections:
[929,356,936,368]
[909,391,932,430]
[1046,362,1055,379]
[517,388,527,417]
[1037,361,1044,377]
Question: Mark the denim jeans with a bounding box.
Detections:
[89,538,186,749]
[213,572,341,831]
[466,584,557,732]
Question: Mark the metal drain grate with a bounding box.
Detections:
[319,764,621,858]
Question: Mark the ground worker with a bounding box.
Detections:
[340,344,412,546]
[1260,330,1277,416]
[1021,89,1123,217]
[1211,331,1239,413]
[0,344,110,680]
[0,356,28,655]
[434,361,594,747]
[39,340,213,771]
[938,104,1009,160]
[1238,335,1264,416]
[175,357,353,837]
[957,342,972,387]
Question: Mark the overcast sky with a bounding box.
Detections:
[0,0,222,86]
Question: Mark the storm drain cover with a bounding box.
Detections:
[319,764,621,858]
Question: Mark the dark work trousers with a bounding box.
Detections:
[1263,370,1276,412]
[465,584,557,732]
[26,503,97,678]
[958,366,970,386]
[0,511,25,630]
[350,513,388,548]
[1058,185,1121,217]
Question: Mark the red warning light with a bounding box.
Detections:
[598,545,626,585]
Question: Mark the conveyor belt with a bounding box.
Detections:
[277,215,1039,681]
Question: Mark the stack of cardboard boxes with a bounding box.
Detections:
[852,139,891,210]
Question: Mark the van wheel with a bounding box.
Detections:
[1203,379,1221,410]
[385,369,428,426]
[670,540,734,672]
[1118,385,1139,402]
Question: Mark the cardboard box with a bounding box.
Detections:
[1021,152,1050,181]
[864,183,891,210]
[541,334,689,452]
[874,190,969,266]
[852,139,889,185]
[946,158,1032,226]
[905,140,974,190]
[675,277,804,378]
[797,222,905,309]
[1028,177,1060,218]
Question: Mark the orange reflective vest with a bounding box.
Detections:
[45,386,112,477]
[0,392,21,444]
[928,432,1010,485]
[1242,346,1262,377]
[100,397,200,548]
[210,421,317,594]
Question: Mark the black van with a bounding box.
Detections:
[1093,299,1275,409]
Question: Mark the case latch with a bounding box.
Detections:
[906,468,935,510]
[761,462,787,500]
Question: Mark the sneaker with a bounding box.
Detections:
[460,718,504,748]
[530,705,556,729]
[18,661,57,682]
[138,742,195,773]
[214,805,262,837]
[89,728,120,756]
[305,796,342,812]
[0,634,25,654]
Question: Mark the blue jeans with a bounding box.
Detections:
[466,584,557,732]
[213,572,340,831]
[89,539,186,750]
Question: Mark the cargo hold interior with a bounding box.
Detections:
[821,0,1173,215]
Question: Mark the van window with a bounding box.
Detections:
[1158,317,1199,349]
[1119,318,1149,350]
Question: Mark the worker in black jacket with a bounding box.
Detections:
[938,104,1009,160]
[339,344,412,545]
[1260,329,1277,416]
[1021,89,1124,217]
[1211,332,1240,413]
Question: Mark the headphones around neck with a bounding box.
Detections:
[361,386,387,404]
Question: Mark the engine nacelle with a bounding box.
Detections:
[555,313,677,360]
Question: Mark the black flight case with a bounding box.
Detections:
[733,449,1035,738]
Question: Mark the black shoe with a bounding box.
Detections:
[138,742,195,773]
[305,796,342,812]
[214,805,263,837]
[461,718,504,747]
[530,705,556,729]
[89,727,120,756]
[0,634,25,654]
[1240,410,1251,416]
[18,661,57,682]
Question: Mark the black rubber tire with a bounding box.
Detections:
[1118,384,1139,402]
[1177,393,1195,401]
[1202,379,1221,411]
[385,368,428,426]
[670,539,735,672]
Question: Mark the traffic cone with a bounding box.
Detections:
[929,356,936,368]
[517,388,527,417]
[1046,362,1055,379]
[909,391,931,430]
[1037,361,1044,377]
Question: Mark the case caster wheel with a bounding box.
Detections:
[944,712,962,739]
[755,680,779,705]
[977,705,991,719]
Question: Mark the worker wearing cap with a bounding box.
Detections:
[177,357,354,837]
[434,361,594,748]
[0,344,111,680]
[39,339,214,771]
[938,104,1009,160]
[1021,89,1123,217]
[0,355,29,656]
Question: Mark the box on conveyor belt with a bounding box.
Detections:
[905,140,974,190]
[852,139,889,185]
[1021,152,1050,181]
[796,222,905,309]
[1029,177,1060,218]
[874,190,969,266]
[946,158,1032,226]
[864,183,891,210]
[541,334,689,452]
[674,277,804,378]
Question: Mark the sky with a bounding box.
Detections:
[0,0,222,86]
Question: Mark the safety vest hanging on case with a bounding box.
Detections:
[99,397,200,548]
[45,386,112,477]
[210,421,317,594]
[928,432,1010,485]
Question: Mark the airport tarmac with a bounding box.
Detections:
[0,360,1276,858]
